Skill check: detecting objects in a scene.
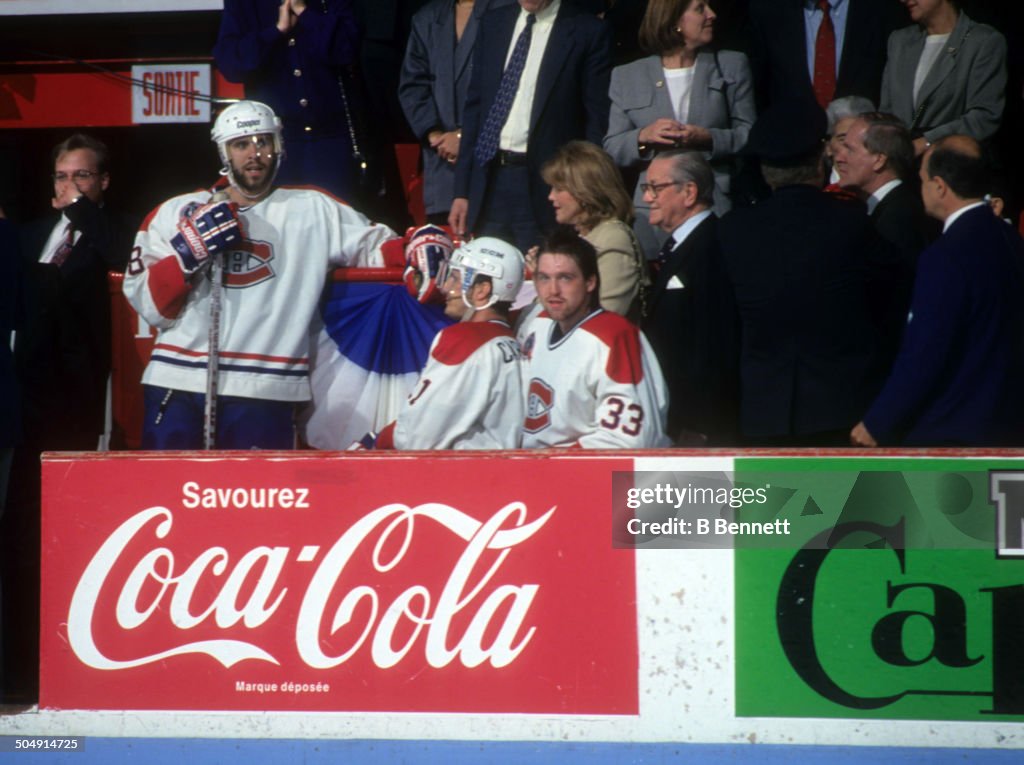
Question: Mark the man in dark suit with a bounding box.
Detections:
[5,133,134,703]
[834,112,937,367]
[16,134,134,452]
[449,0,612,253]
[719,100,883,446]
[746,0,906,111]
[852,136,1024,446]
[641,150,738,445]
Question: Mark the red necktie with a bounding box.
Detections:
[812,0,836,109]
[52,224,74,266]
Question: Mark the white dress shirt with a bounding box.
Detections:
[499,0,561,153]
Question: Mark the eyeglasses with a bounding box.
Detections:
[640,181,681,197]
[53,170,101,183]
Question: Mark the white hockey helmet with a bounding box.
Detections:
[211,100,284,196]
[442,236,525,309]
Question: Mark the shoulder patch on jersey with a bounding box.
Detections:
[580,311,646,385]
[431,321,515,366]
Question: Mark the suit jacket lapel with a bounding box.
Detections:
[837,0,865,90]
[688,53,712,123]
[453,1,486,83]
[428,12,458,115]
[914,13,971,110]
[646,56,675,117]
[783,1,812,91]
[532,7,575,130]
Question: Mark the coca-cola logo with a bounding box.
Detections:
[68,501,555,672]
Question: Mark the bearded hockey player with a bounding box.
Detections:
[373,236,526,450]
[123,100,397,449]
[521,228,670,449]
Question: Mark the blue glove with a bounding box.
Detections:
[171,200,243,275]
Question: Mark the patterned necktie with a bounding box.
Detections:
[652,235,676,277]
[52,223,74,266]
[812,0,836,109]
[474,13,536,165]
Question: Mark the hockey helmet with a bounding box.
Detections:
[211,100,284,197]
[441,236,525,309]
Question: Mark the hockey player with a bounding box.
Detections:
[373,237,526,450]
[123,100,397,449]
[521,228,670,449]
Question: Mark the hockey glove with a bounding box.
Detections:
[171,200,244,276]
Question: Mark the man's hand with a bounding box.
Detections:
[448,197,469,239]
[52,176,89,211]
[171,200,244,276]
[430,130,461,163]
[850,421,878,447]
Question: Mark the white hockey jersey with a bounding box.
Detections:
[521,309,670,449]
[124,184,395,402]
[376,319,524,450]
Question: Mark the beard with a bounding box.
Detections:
[231,156,278,198]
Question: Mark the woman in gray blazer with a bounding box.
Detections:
[604,0,755,258]
[880,0,1006,157]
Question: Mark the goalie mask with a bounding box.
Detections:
[211,100,284,199]
[403,224,454,304]
[440,236,525,310]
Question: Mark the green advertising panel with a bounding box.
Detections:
[734,457,1024,721]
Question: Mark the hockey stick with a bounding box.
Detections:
[204,189,230,450]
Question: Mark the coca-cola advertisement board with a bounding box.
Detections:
[40,453,638,713]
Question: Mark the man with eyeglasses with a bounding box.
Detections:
[16,133,136,452]
[6,132,136,703]
[640,150,739,446]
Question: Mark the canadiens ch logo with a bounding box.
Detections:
[524,378,554,433]
[224,239,275,288]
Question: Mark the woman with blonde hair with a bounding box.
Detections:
[540,141,648,321]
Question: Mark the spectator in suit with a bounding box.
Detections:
[747,0,907,112]
[880,0,1006,157]
[719,100,883,446]
[6,133,134,704]
[604,0,755,259]
[15,134,135,453]
[852,136,1024,446]
[400,0,514,225]
[540,140,647,319]
[833,112,936,366]
[449,0,613,253]
[641,150,738,445]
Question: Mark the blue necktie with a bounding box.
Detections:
[475,13,536,166]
